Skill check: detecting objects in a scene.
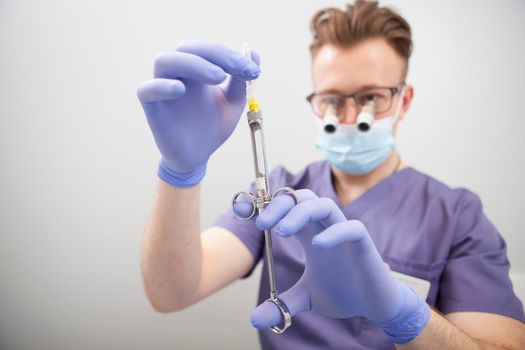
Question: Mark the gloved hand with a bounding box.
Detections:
[250,189,430,344]
[137,41,260,188]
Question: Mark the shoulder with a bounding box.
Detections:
[406,168,499,245]
[405,167,482,214]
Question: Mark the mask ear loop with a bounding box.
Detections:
[390,85,407,172]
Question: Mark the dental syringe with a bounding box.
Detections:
[238,42,292,334]
[241,43,275,294]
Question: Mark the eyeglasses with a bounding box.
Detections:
[306,84,405,118]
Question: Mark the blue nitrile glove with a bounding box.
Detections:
[137,41,260,188]
[249,189,430,344]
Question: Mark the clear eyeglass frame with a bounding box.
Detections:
[306,83,405,118]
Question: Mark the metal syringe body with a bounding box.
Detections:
[247,108,270,209]
[247,100,279,301]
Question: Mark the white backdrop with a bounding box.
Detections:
[1,0,524,349]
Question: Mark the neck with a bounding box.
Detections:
[331,151,404,206]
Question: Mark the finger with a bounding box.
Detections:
[250,301,281,330]
[154,51,227,84]
[250,50,261,66]
[311,220,375,254]
[255,189,317,231]
[274,197,346,237]
[136,78,186,103]
[176,40,260,80]
[220,51,261,105]
[232,195,255,219]
[250,279,310,329]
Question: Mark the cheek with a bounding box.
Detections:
[374,104,398,120]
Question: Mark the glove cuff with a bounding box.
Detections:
[157,159,207,188]
[375,287,430,344]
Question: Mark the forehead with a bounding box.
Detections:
[312,38,405,92]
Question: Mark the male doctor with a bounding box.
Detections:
[137,1,525,349]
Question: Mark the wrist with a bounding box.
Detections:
[374,287,430,344]
[157,158,207,188]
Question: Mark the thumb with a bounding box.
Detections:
[220,75,249,106]
[232,192,256,219]
[250,278,310,329]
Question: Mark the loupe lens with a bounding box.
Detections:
[357,122,370,132]
[324,123,336,133]
[322,107,339,133]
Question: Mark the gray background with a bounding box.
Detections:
[1,0,524,349]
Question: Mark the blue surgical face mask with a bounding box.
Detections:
[315,91,405,175]
[315,117,395,175]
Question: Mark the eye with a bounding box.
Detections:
[357,90,389,105]
[311,94,345,117]
[325,95,344,107]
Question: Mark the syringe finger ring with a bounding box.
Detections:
[231,191,257,220]
[271,187,301,205]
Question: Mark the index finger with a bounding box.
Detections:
[256,189,317,230]
[176,40,260,80]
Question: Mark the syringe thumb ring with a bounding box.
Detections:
[267,297,292,334]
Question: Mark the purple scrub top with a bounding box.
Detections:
[214,160,525,350]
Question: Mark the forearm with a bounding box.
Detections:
[141,179,203,312]
[396,309,512,350]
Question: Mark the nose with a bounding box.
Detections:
[339,99,359,125]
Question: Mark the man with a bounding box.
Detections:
[137,1,525,349]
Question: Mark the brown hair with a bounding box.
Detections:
[310,0,412,77]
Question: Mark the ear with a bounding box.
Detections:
[397,84,414,122]
[392,84,413,136]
